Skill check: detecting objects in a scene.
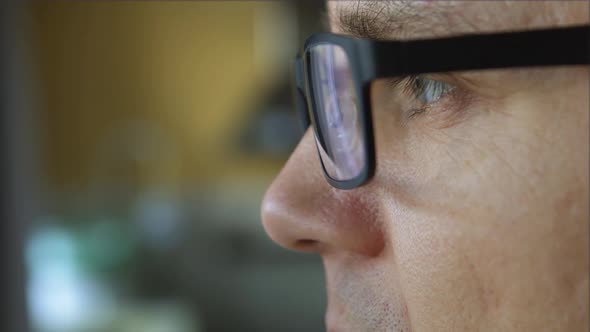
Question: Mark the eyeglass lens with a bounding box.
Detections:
[308,44,366,181]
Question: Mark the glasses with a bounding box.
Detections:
[293,25,590,190]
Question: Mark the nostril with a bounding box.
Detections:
[298,239,317,245]
[295,238,320,252]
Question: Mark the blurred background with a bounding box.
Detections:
[1,1,328,331]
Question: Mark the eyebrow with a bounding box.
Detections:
[329,1,475,40]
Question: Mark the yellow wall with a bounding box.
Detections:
[29,2,289,192]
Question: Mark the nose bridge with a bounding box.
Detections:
[261,132,386,257]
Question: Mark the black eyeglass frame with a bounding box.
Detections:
[294,25,590,190]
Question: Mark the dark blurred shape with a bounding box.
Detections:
[1,2,37,332]
[238,78,301,157]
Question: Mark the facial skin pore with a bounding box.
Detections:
[262,1,589,331]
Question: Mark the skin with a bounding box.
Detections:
[261,1,589,331]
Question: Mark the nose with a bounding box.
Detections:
[261,131,385,256]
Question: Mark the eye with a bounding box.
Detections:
[385,75,464,119]
[409,76,455,105]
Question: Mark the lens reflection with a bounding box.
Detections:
[309,44,365,181]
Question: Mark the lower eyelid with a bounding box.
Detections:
[374,78,471,123]
[406,86,471,121]
[407,107,427,119]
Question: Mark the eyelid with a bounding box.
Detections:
[420,73,465,89]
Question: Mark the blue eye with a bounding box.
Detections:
[410,76,455,104]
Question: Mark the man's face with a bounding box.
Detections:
[262,1,589,331]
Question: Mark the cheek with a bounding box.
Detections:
[387,193,588,331]
[385,205,492,331]
[376,84,588,330]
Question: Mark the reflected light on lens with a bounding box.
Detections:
[309,44,365,181]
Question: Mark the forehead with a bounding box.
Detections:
[327,1,586,40]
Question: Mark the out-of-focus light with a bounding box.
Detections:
[133,191,183,250]
[26,222,77,275]
[27,272,115,331]
[82,218,137,270]
[26,223,116,332]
